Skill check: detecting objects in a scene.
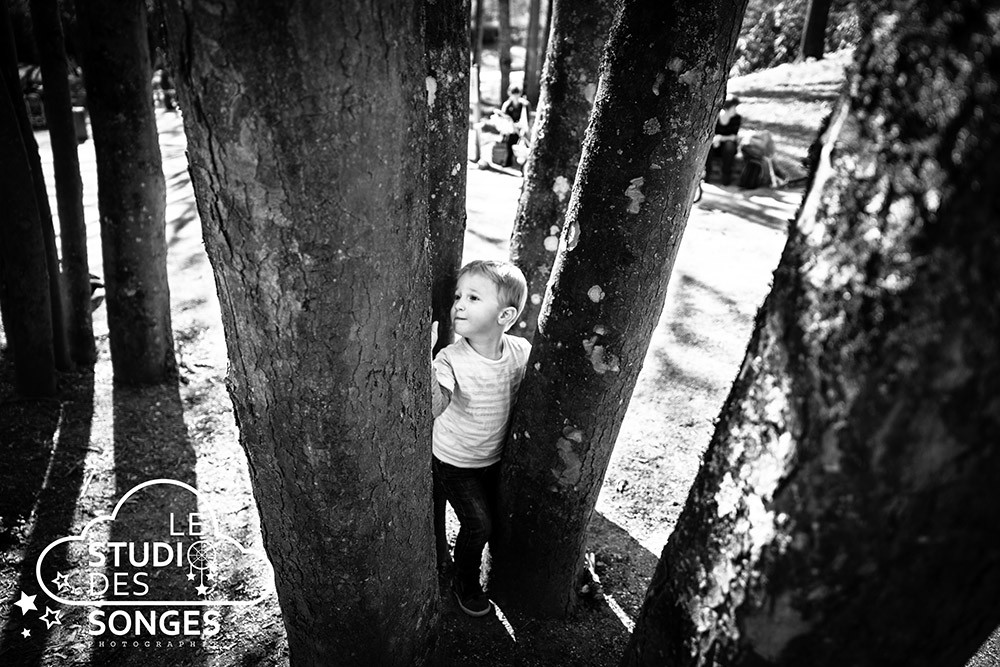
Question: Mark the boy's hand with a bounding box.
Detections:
[431,321,439,351]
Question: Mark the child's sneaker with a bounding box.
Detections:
[452,580,492,617]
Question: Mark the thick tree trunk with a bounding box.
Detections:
[2,0,70,373]
[30,0,95,366]
[799,0,832,60]
[492,0,747,617]
[498,0,512,104]
[0,40,56,397]
[623,3,1000,665]
[427,0,469,355]
[523,0,541,107]
[160,2,437,664]
[508,0,614,341]
[76,0,175,384]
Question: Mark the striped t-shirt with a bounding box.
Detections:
[433,334,531,468]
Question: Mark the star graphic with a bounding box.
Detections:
[21,629,31,639]
[195,584,208,596]
[52,571,72,591]
[14,592,37,615]
[39,607,63,629]
[186,572,196,581]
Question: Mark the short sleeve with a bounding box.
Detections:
[433,349,457,393]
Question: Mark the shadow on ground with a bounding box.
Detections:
[87,380,206,667]
[0,354,94,666]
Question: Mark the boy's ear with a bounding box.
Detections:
[498,306,517,327]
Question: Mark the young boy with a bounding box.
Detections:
[431,260,530,617]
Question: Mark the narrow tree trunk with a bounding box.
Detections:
[624,3,1000,664]
[0,42,56,397]
[799,0,832,60]
[2,0,70,373]
[508,0,614,341]
[76,0,175,384]
[498,0,512,104]
[427,0,470,355]
[427,0,471,568]
[492,0,748,617]
[160,2,437,664]
[472,0,485,118]
[523,0,541,107]
[30,0,95,366]
[538,0,553,90]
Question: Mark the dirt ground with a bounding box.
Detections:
[3,52,997,666]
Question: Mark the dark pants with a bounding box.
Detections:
[432,457,500,590]
[706,139,738,185]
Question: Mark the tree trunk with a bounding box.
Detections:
[508,0,615,341]
[537,0,553,92]
[30,0,95,366]
[498,0,512,104]
[427,0,469,355]
[76,0,175,384]
[492,0,748,617]
[623,3,1000,665]
[2,0,70,373]
[472,0,485,119]
[0,27,56,397]
[523,0,541,107]
[799,0,832,60]
[427,0,471,568]
[159,2,437,664]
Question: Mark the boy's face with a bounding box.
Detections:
[452,273,510,339]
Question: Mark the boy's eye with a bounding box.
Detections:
[453,293,461,301]
[469,295,479,301]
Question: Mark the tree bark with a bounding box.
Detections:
[508,0,615,341]
[492,0,748,617]
[623,3,1000,664]
[2,0,70,373]
[799,0,832,60]
[427,0,469,355]
[498,0,512,104]
[159,2,437,664]
[537,0,553,92]
[0,27,56,397]
[30,0,95,366]
[76,0,175,384]
[427,0,470,568]
[472,0,485,118]
[523,0,541,107]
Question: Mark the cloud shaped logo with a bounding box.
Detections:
[36,479,274,607]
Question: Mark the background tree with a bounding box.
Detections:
[508,0,615,341]
[492,0,749,616]
[733,0,859,75]
[623,2,1000,664]
[30,0,95,365]
[799,0,832,60]
[498,0,512,101]
[0,4,55,397]
[76,0,175,384]
[2,0,70,373]
[160,2,437,664]
[522,0,542,106]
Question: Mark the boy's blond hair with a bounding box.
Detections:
[457,260,528,317]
